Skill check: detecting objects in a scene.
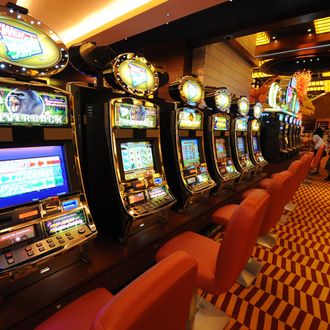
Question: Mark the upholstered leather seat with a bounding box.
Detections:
[212,172,292,245]
[310,145,326,173]
[156,189,270,296]
[35,251,197,330]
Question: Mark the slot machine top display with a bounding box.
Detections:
[104,52,159,98]
[0,6,96,277]
[205,87,231,114]
[104,52,175,220]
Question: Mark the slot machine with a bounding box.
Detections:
[247,102,268,174]
[0,5,96,300]
[204,87,240,192]
[160,75,215,212]
[231,96,255,180]
[69,52,176,244]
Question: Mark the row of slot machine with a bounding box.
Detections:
[0,5,267,304]
[260,78,302,163]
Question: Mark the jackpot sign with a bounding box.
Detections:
[0,16,61,69]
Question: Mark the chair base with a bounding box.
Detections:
[237,257,264,287]
[278,213,290,225]
[192,297,230,330]
[257,232,278,249]
[284,202,296,212]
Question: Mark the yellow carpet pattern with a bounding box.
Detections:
[210,169,330,329]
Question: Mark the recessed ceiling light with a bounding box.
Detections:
[303,60,306,62]
[310,59,313,61]
[317,58,320,61]
[272,36,276,39]
[296,61,299,64]
[166,13,170,17]
[308,28,312,32]
[166,22,169,25]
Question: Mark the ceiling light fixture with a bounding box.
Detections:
[256,32,270,46]
[307,28,312,32]
[272,36,276,39]
[314,16,330,34]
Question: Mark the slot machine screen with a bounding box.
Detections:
[120,141,156,181]
[0,86,69,127]
[237,137,245,155]
[114,101,157,128]
[215,138,227,159]
[235,118,247,131]
[178,108,202,129]
[253,137,259,152]
[213,116,229,131]
[0,146,70,209]
[180,139,201,168]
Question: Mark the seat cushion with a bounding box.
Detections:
[211,204,238,228]
[156,231,220,294]
[259,178,272,189]
[35,288,113,330]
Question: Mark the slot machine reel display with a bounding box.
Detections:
[160,76,216,212]
[69,52,176,244]
[247,102,268,174]
[204,87,240,192]
[231,96,255,180]
[0,5,97,300]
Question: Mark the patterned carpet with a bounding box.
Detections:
[208,166,330,329]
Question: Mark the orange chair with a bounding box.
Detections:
[299,152,314,183]
[310,145,326,174]
[35,251,197,330]
[156,189,270,329]
[213,171,293,249]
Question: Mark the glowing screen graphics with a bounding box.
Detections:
[213,116,228,131]
[253,103,262,118]
[253,136,259,152]
[0,225,35,249]
[236,118,247,131]
[114,102,157,128]
[181,80,203,105]
[279,114,284,121]
[45,209,87,236]
[0,17,61,69]
[120,141,155,181]
[0,86,69,126]
[0,146,69,209]
[238,97,249,115]
[215,138,227,159]
[251,120,260,132]
[237,137,246,154]
[178,108,202,129]
[215,89,231,111]
[117,59,156,92]
[181,139,201,168]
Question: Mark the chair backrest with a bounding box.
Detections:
[259,170,293,236]
[287,160,305,199]
[215,189,270,293]
[311,145,325,170]
[92,251,197,330]
[299,153,313,182]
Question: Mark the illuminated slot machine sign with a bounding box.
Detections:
[213,116,229,131]
[0,84,69,126]
[214,88,231,113]
[178,108,202,129]
[237,97,249,116]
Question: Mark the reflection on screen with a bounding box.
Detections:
[253,137,259,151]
[181,139,201,168]
[237,137,245,154]
[120,141,155,181]
[215,138,227,159]
[0,146,69,209]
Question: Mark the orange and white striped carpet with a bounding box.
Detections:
[210,169,330,329]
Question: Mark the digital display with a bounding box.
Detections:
[0,226,35,249]
[236,118,247,131]
[253,103,262,118]
[215,89,231,111]
[114,102,157,129]
[128,192,145,205]
[45,209,87,235]
[117,59,156,93]
[226,165,235,173]
[197,173,209,183]
[178,108,202,129]
[120,141,155,181]
[237,137,245,154]
[181,80,203,104]
[187,177,196,185]
[0,86,69,126]
[238,97,249,115]
[251,120,259,131]
[149,186,166,199]
[0,16,62,69]
[0,146,69,209]
[213,116,228,131]
[181,139,201,168]
[215,138,227,159]
[279,114,284,121]
[253,137,259,152]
